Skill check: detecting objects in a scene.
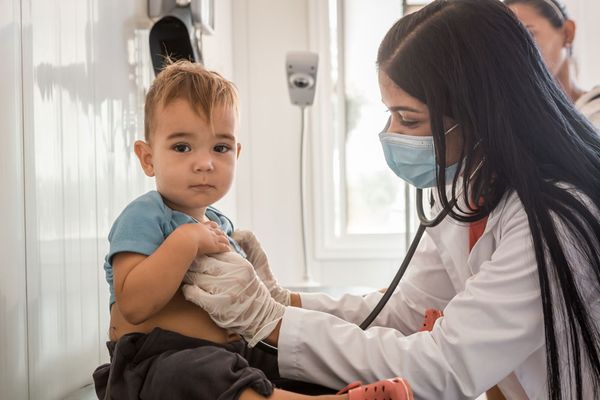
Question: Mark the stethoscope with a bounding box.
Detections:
[319,158,483,334]
[349,118,459,329]
[256,188,456,354]
[257,118,478,354]
[358,188,455,329]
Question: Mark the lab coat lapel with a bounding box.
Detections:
[425,191,507,291]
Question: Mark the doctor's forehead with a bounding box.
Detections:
[378,71,428,115]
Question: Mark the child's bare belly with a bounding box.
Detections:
[109,290,240,344]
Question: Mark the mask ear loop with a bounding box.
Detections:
[456,138,487,217]
[418,121,460,225]
[430,122,460,207]
[434,128,487,218]
[444,123,459,136]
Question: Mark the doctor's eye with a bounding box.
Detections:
[400,119,419,128]
[214,144,231,153]
[173,143,192,153]
[390,111,419,128]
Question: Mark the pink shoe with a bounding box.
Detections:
[336,377,413,400]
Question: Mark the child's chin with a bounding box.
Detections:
[188,193,225,208]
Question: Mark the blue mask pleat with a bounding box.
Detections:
[379,131,458,189]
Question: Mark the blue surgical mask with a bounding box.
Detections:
[379,124,459,189]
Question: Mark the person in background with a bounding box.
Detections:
[505,0,600,128]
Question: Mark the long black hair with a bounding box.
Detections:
[377,0,600,398]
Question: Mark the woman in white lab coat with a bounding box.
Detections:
[185,0,600,398]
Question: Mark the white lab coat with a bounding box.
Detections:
[575,85,600,129]
[277,190,598,399]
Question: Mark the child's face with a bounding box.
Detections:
[135,99,240,218]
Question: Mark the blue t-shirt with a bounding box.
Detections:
[103,190,245,306]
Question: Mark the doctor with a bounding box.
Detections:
[184,0,600,398]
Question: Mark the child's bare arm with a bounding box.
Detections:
[114,222,230,324]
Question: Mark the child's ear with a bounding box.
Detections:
[134,140,155,177]
[236,143,242,159]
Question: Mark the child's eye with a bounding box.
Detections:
[214,144,231,153]
[173,144,191,153]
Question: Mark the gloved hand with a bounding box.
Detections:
[183,251,285,347]
[232,230,291,306]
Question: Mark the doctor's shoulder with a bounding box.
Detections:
[489,180,594,213]
[494,183,600,243]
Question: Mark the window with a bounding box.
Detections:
[310,0,432,259]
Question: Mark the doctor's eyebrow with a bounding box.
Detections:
[387,105,422,114]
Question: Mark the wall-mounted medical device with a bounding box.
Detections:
[148,0,204,75]
[285,51,319,285]
[286,52,319,107]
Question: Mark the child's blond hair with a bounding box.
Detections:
[144,60,238,141]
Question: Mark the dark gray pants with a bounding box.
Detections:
[93,328,273,400]
[93,328,335,400]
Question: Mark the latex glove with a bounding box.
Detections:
[232,230,291,306]
[183,251,285,347]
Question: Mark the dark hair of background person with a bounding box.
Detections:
[504,0,569,28]
[377,0,600,399]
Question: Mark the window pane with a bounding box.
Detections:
[342,0,406,234]
[338,0,433,236]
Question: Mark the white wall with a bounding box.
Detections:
[563,0,600,88]
[0,1,28,399]
[0,0,234,399]
[232,0,313,287]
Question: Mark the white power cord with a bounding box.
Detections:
[298,106,318,285]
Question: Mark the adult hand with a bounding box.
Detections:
[232,230,291,306]
[182,251,285,347]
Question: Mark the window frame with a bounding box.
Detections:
[307,0,416,261]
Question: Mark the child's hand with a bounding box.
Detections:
[198,221,231,255]
[178,221,231,256]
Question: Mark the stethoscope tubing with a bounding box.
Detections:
[359,188,454,329]
[358,222,427,329]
